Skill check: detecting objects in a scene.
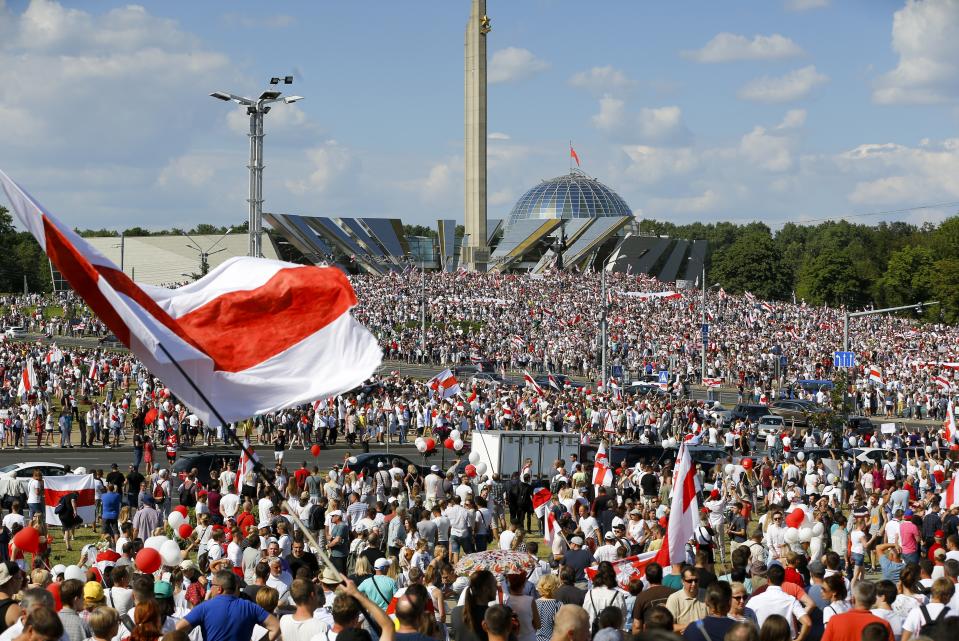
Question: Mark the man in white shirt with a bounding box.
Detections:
[746,565,811,638]
[454,477,474,504]
[593,532,620,563]
[903,577,953,641]
[424,466,444,509]
[266,557,293,605]
[885,512,902,547]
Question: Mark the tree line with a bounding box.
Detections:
[643,217,959,323]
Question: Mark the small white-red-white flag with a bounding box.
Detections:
[532,487,552,518]
[868,366,884,386]
[523,370,544,395]
[945,401,957,445]
[88,360,99,381]
[236,439,258,493]
[544,510,559,545]
[946,474,959,508]
[0,170,382,426]
[428,369,460,400]
[604,411,617,435]
[18,358,37,397]
[592,441,613,486]
[654,443,699,568]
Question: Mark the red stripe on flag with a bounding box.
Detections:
[44,488,95,507]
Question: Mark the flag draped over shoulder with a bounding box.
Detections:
[44,474,95,527]
[0,171,382,425]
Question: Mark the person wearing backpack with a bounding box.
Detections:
[822,579,895,641]
[901,577,953,641]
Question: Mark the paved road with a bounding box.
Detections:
[0,442,422,472]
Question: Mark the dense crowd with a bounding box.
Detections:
[0,273,956,641]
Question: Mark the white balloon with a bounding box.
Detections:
[453,439,464,452]
[160,540,182,567]
[724,464,735,476]
[812,522,824,536]
[476,462,488,476]
[797,452,805,461]
[144,536,168,551]
[450,430,461,441]
[167,512,185,530]
[784,528,799,544]
[468,452,481,464]
[799,527,813,542]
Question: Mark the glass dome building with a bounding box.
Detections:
[505,170,632,229]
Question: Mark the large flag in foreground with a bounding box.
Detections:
[655,443,698,568]
[44,474,95,527]
[586,551,658,588]
[0,171,382,425]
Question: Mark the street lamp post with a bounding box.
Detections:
[600,254,625,386]
[210,76,303,258]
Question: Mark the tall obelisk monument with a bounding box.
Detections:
[463,0,490,272]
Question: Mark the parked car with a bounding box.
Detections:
[846,415,875,436]
[628,382,668,397]
[469,372,519,388]
[533,374,584,390]
[769,399,827,427]
[343,453,436,479]
[730,404,772,423]
[4,326,26,339]
[172,452,240,485]
[0,462,67,509]
[98,333,123,348]
[757,414,786,438]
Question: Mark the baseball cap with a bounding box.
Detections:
[935,548,947,559]
[258,521,271,530]
[604,532,615,540]
[374,558,392,571]
[905,509,914,517]
[83,582,104,603]
[51,565,66,577]
[936,530,945,538]
[179,560,196,571]
[570,536,584,546]
[329,510,342,518]
[154,581,173,599]
[431,465,440,472]
[808,561,826,577]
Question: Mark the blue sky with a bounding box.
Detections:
[2,0,959,231]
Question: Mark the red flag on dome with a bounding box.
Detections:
[570,144,581,167]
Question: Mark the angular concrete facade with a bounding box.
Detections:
[462,0,490,272]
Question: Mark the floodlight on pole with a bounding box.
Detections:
[210,76,304,258]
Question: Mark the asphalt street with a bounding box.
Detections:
[0,443,422,472]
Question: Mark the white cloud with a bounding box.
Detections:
[156,153,221,189]
[620,145,699,184]
[776,108,807,130]
[738,65,828,102]
[489,189,515,207]
[874,0,959,104]
[682,33,804,63]
[592,97,688,143]
[739,126,793,172]
[488,47,549,84]
[568,66,633,92]
[785,0,829,11]
[837,138,959,205]
[284,141,355,195]
[221,13,294,29]
[226,103,309,136]
[488,132,511,140]
[648,190,721,214]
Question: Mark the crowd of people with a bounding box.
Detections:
[0,272,956,641]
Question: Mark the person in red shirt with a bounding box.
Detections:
[293,462,310,490]
[822,580,893,641]
[928,530,945,562]
[165,432,178,465]
[784,552,806,587]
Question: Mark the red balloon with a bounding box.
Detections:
[444,438,455,450]
[786,509,805,528]
[310,444,321,457]
[741,458,754,470]
[135,547,162,573]
[465,464,477,478]
[178,524,194,539]
[425,438,435,451]
[12,526,40,554]
[174,505,189,518]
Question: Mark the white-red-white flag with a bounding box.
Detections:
[523,370,544,396]
[547,373,560,391]
[532,487,552,518]
[592,441,613,486]
[868,366,884,386]
[18,358,37,397]
[703,377,723,388]
[44,474,95,527]
[945,401,957,445]
[89,360,99,381]
[655,443,698,568]
[604,411,617,434]
[933,375,951,391]
[544,510,559,545]
[428,369,460,399]
[0,171,382,426]
[585,551,658,588]
[44,346,63,365]
[946,474,959,508]
[620,291,681,301]
[236,439,258,493]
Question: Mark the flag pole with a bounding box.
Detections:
[155,342,345,582]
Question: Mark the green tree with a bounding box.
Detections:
[875,245,935,308]
[932,258,959,324]
[122,226,152,237]
[796,252,867,307]
[710,230,791,300]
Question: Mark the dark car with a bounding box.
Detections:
[769,399,827,427]
[580,444,668,469]
[454,360,498,377]
[173,452,241,485]
[533,374,584,390]
[846,416,875,436]
[98,334,124,348]
[730,404,772,423]
[344,453,436,479]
